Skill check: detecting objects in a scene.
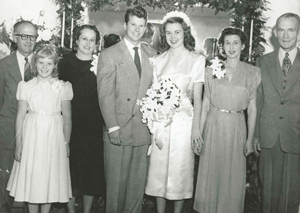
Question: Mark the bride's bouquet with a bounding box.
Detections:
[137,77,182,133]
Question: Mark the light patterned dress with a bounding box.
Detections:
[7,77,73,203]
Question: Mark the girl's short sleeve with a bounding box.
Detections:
[16,81,28,101]
[62,81,74,101]
[192,55,205,83]
[248,67,261,100]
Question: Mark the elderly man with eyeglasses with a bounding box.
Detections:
[0,20,38,213]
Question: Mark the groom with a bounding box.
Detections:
[97,6,156,213]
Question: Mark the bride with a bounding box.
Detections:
[145,11,205,213]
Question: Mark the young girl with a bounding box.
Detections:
[6,45,73,213]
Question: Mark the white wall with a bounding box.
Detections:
[262,0,300,54]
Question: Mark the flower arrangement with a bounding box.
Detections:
[210,57,226,79]
[50,78,64,93]
[162,11,191,27]
[90,53,99,76]
[137,77,182,133]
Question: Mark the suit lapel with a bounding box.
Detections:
[7,52,22,83]
[266,51,282,96]
[284,48,300,93]
[118,41,140,94]
[132,45,153,113]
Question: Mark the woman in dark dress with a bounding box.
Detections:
[58,25,104,213]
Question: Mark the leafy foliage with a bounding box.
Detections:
[53,0,84,49]
[230,0,268,64]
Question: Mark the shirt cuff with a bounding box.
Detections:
[108,126,120,134]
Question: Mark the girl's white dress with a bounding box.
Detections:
[145,49,205,199]
[7,77,73,203]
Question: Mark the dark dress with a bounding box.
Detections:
[58,53,104,196]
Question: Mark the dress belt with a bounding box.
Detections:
[28,110,61,116]
[210,105,244,114]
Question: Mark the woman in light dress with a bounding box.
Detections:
[145,11,205,213]
[193,27,261,213]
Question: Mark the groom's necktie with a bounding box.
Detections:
[133,47,141,78]
[282,52,291,76]
[24,57,32,82]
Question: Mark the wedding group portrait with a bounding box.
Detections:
[0,0,300,213]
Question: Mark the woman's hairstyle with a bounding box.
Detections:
[73,25,101,48]
[125,6,148,24]
[31,45,59,77]
[103,34,121,49]
[218,27,247,46]
[160,16,195,52]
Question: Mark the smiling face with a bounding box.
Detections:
[165,22,184,50]
[76,28,97,57]
[223,34,244,60]
[36,57,55,80]
[275,17,299,52]
[124,15,146,46]
[14,23,38,57]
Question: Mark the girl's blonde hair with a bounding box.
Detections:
[31,45,59,77]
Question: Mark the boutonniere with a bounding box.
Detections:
[50,78,64,93]
[210,57,226,79]
[90,53,99,76]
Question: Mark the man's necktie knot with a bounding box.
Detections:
[133,47,141,78]
[282,52,291,76]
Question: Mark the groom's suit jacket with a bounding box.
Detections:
[97,40,156,146]
[255,48,300,153]
[0,52,22,149]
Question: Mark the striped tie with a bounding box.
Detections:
[24,57,32,82]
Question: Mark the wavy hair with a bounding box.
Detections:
[31,45,59,78]
[73,25,101,49]
[218,27,247,46]
[125,6,148,24]
[160,16,195,53]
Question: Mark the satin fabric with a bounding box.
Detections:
[145,49,205,199]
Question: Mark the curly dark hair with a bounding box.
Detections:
[103,34,121,49]
[73,25,101,49]
[160,16,195,53]
[125,6,148,24]
[218,27,247,46]
[31,45,59,78]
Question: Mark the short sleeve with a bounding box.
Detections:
[192,55,205,83]
[248,66,261,100]
[16,81,28,101]
[204,67,213,98]
[61,81,74,101]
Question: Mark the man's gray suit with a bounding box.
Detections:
[256,48,300,213]
[97,40,156,213]
[0,52,22,211]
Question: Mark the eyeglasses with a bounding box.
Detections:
[15,34,38,41]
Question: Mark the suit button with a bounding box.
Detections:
[127,98,130,101]
[279,116,283,119]
[281,102,284,105]
[283,87,286,89]
[284,80,287,83]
